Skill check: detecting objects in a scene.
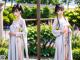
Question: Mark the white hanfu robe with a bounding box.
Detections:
[52,18,73,60]
[8,17,29,60]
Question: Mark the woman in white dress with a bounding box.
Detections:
[8,4,29,60]
[52,4,73,60]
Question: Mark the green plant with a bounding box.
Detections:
[27,24,55,57]
[65,8,80,27]
[0,48,8,59]
[0,40,8,48]
[30,7,37,18]
[72,39,80,49]
[3,7,14,25]
[8,13,16,23]
[73,49,80,60]
[6,6,13,13]
[22,6,31,19]
[3,10,9,16]
[72,31,80,49]
[42,6,51,18]
[3,16,10,25]
[0,39,8,58]
[28,26,37,56]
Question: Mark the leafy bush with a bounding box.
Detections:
[3,7,15,26]
[30,6,37,18]
[0,40,8,48]
[3,6,80,27]
[73,49,80,60]
[3,16,10,25]
[0,40,8,58]
[3,6,52,25]
[72,40,80,49]
[3,10,9,16]
[6,6,13,13]
[28,26,37,56]
[71,30,80,49]
[22,6,32,19]
[8,13,16,24]
[0,48,8,58]
[65,8,80,27]
[41,24,55,57]
[28,24,55,57]
[41,6,51,18]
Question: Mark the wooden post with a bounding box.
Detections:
[37,0,41,60]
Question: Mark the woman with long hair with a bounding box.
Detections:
[8,4,29,60]
[52,4,73,60]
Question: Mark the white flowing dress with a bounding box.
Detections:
[52,18,73,60]
[8,17,29,60]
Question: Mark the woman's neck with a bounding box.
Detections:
[16,15,22,20]
[57,14,64,19]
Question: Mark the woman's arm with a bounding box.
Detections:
[12,19,27,37]
[9,32,16,36]
[52,19,64,37]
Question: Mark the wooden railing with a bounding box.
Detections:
[25,18,54,26]
[25,18,54,21]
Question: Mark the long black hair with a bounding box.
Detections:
[12,4,24,14]
[55,4,65,27]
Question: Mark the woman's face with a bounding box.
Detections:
[57,9,64,15]
[13,9,21,18]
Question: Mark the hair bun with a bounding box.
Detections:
[12,4,24,14]
[55,4,64,14]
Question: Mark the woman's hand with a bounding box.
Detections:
[9,32,16,36]
[63,26,68,34]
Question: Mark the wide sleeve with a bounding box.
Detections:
[20,19,29,58]
[66,18,72,33]
[21,19,28,44]
[15,20,28,37]
[52,19,63,37]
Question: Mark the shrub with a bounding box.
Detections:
[28,26,37,56]
[72,32,80,49]
[3,16,10,26]
[3,10,9,16]
[8,13,16,24]
[0,40,8,48]
[0,39,8,58]
[0,48,8,59]
[30,7,37,18]
[72,39,80,49]
[73,49,80,60]
[3,7,15,26]
[65,8,80,27]
[6,6,12,13]
[28,24,55,56]
[22,6,31,19]
[41,6,51,18]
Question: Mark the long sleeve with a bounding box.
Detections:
[52,19,62,37]
[15,19,28,37]
[20,19,29,58]
[21,19,28,44]
[65,18,72,33]
[10,21,25,37]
